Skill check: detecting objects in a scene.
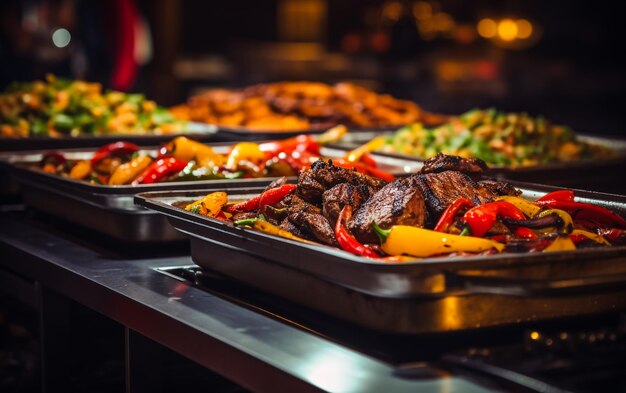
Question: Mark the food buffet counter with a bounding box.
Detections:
[0,209,498,393]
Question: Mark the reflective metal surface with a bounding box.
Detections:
[0,210,496,392]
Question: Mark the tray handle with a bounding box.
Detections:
[445,271,626,296]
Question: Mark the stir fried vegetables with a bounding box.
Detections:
[381,108,615,166]
[0,74,183,137]
[185,185,625,260]
[38,126,391,185]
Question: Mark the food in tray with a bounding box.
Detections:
[184,153,626,259]
[169,81,446,130]
[37,126,395,185]
[380,108,616,166]
[0,74,184,138]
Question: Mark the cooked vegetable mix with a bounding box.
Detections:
[36,126,391,185]
[381,108,615,166]
[1,74,183,137]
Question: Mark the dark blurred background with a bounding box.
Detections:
[1,0,624,135]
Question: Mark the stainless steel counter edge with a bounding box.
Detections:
[0,212,493,393]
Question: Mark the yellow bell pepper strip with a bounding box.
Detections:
[234,216,313,243]
[69,160,92,180]
[462,201,526,237]
[434,197,474,232]
[315,124,348,145]
[543,235,576,252]
[535,209,573,234]
[160,136,225,166]
[131,157,188,185]
[495,196,541,218]
[335,206,380,258]
[108,155,153,185]
[225,142,266,171]
[185,192,228,217]
[345,136,386,163]
[372,222,504,258]
[569,229,610,245]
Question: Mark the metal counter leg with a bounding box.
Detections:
[125,327,163,393]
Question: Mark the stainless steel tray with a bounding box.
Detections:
[0,144,418,242]
[0,122,219,151]
[135,184,626,334]
[330,132,626,193]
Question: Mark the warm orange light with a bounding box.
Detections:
[413,1,432,21]
[477,18,497,38]
[516,19,533,39]
[382,1,403,22]
[498,19,518,41]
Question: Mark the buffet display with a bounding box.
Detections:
[169,81,447,131]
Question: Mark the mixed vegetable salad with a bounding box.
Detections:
[0,74,183,137]
[382,108,614,166]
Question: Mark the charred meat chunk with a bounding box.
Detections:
[421,152,487,180]
[410,171,498,222]
[296,169,326,203]
[288,209,337,246]
[478,179,521,197]
[349,178,427,244]
[322,183,371,225]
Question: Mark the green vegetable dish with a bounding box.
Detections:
[0,74,184,138]
[382,108,615,166]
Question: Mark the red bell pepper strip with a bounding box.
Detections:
[514,227,538,239]
[358,153,378,168]
[534,200,626,229]
[462,201,526,237]
[229,184,297,212]
[434,197,474,232]
[335,205,380,258]
[132,157,187,185]
[597,228,625,245]
[91,141,139,167]
[536,189,575,204]
[332,159,396,182]
[259,134,320,158]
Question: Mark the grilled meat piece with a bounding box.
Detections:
[411,171,498,221]
[479,179,521,196]
[322,183,371,225]
[288,209,337,246]
[260,204,288,225]
[279,218,309,239]
[312,159,387,191]
[421,153,487,179]
[231,211,258,222]
[349,170,503,243]
[349,178,427,244]
[297,169,326,203]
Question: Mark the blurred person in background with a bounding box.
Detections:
[0,0,151,91]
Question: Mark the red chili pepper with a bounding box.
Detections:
[535,200,626,229]
[229,184,297,212]
[132,157,187,185]
[434,197,474,232]
[259,134,320,158]
[332,159,396,182]
[462,201,526,237]
[91,141,139,167]
[41,151,67,167]
[335,205,380,258]
[535,189,575,204]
